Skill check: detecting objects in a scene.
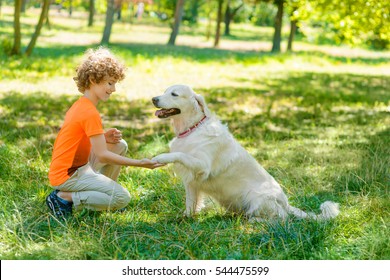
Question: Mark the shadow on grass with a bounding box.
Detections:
[179,23,274,42]
[294,50,390,65]
[2,43,389,81]
[208,72,389,106]
[0,206,337,260]
[197,72,388,143]
[334,128,390,196]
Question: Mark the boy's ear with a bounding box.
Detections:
[89,77,96,85]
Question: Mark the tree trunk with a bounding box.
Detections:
[21,0,27,13]
[168,0,185,45]
[271,0,284,53]
[69,0,73,17]
[45,11,51,30]
[88,0,95,27]
[224,1,243,36]
[214,0,224,47]
[25,0,50,56]
[101,0,116,45]
[116,1,122,20]
[128,2,133,24]
[205,0,212,40]
[287,20,297,51]
[11,0,22,56]
[224,0,231,36]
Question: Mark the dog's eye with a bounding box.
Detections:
[171,92,179,97]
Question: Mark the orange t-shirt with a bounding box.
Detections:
[49,97,104,186]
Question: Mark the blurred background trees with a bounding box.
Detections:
[2,0,390,56]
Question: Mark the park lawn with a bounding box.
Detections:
[0,7,389,260]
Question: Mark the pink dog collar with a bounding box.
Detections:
[178,116,207,138]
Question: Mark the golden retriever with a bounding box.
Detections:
[152,85,339,221]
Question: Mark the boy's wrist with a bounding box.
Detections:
[128,159,143,167]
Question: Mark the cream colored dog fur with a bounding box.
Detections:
[152,84,339,221]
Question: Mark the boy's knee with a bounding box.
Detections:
[117,139,128,155]
[112,187,131,210]
[107,139,128,156]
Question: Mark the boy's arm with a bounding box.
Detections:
[89,134,165,169]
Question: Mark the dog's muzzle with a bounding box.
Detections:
[151,96,181,118]
[152,97,159,107]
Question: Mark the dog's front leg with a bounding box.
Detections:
[153,152,210,181]
[184,183,204,217]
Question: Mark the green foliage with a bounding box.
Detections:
[0,36,13,55]
[153,0,177,19]
[309,0,390,49]
[250,2,277,26]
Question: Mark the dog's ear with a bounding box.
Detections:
[194,93,211,117]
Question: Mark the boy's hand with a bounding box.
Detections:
[105,128,122,144]
[138,158,166,169]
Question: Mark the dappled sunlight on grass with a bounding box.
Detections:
[1,8,389,259]
[1,76,388,257]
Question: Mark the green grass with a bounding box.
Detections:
[0,7,389,260]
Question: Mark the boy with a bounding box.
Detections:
[47,47,164,218]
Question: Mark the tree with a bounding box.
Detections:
[205,0,213,40]
[271,0,284,52]
[286,0,304,51]
[11,0,50,56]
[21,0,27,13]
[224,0,244,36]
[287,17,296,51]
[88,0,95,26]
[168,0,185,45]
[254,0,285,52]
[69,0,73,16]
[101,0,116,45]
[25,0,50,56]
[11,0,22,55]
[214,0,224,47]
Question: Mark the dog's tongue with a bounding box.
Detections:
[155,110,164,117]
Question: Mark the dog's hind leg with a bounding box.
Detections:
[247,196,289,221]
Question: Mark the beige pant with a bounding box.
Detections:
[55,139,131,211]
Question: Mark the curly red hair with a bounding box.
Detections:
[73,47,126,93]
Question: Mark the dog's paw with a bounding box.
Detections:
[184,207,202,217]
[184,210,195,217]
[152,153,175,164]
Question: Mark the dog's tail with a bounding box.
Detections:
[288,201,340,220]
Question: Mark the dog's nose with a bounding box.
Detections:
[152,97,159,106]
